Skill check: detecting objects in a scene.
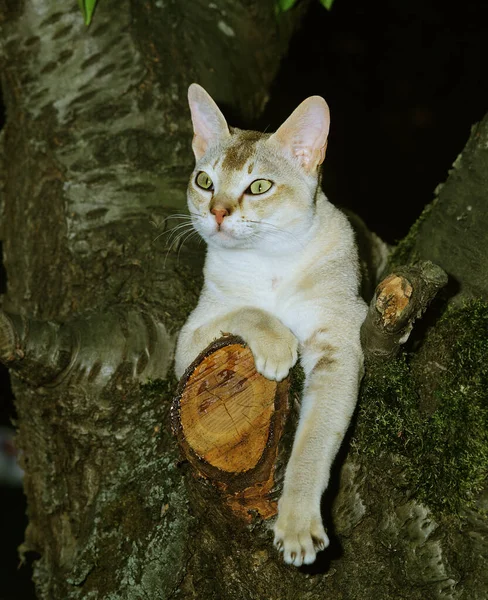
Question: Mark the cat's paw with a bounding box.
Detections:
[273,498,329,567]
[249,329,298,382]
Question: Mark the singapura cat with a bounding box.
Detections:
[175,83,367,567]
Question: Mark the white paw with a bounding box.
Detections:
[273,498,329,567]
[249,329,298,382]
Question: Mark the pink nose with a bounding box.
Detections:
[211,207,229,225]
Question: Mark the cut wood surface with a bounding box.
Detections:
[172,336,290,521]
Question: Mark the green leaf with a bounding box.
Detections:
[78,0,98,26]
[277,0,299,12]
[319,0,335,9]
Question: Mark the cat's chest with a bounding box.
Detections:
[206,253,301,307]
[270,275,283,291]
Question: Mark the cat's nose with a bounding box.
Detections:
[211,207,229,225]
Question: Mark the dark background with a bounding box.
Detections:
[0,0,486,597]
[260,0,487,242]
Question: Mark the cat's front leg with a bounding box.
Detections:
[273,327,363,566]
[227,307,298,381]
[175,306,298,382]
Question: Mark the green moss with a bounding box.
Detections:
[353,355,421,458]
[354,299,488,517]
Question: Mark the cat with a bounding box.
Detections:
[175,83,367,567]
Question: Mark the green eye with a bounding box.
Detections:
[248,179,273,195]
[196,171,213,190]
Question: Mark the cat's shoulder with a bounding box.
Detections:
[316,195,358,249]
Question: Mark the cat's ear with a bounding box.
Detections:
[188,84,230,160]
[269,96,330,172]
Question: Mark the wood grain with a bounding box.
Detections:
[173,336,290,521]
[180,344,277,472]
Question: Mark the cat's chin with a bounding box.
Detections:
[206,229,244,249]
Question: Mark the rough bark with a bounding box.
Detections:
[0,1,487,599]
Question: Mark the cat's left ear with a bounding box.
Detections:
[188,83,230,160]
[269,96,330,173]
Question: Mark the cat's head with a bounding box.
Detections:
[187,84,330,252]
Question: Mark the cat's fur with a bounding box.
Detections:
[175,84,367,566]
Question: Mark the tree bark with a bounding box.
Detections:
[389,112,488,300]
[0,1,487,599]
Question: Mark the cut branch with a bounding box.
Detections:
[360,261,448,362]
[172,335,291,521]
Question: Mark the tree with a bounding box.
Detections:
[0,1,486,598]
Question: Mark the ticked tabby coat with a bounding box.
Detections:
[175,84,367,566]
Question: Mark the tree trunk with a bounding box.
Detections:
[389,112,488,301]
[0,1,304,598]
[1,1,487,599]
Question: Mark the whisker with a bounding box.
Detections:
[177,230,200,262]
[166,225,195,248]
[153,222,194,244]
[162,212,204,245]
[246,220,305,249]
[151,210,201,231]
[166,222,194,237]
[163,229,200,268]
[163,231,187,268]
[150,213,193,228]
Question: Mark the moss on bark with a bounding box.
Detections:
[355,299,488,517]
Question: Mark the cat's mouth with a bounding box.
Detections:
[196,217,254,248]
[210,227,235,241]
[207,224,249,247]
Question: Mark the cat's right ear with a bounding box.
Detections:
[269,96,330,173]
[188,84,230,160]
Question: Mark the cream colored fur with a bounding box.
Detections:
[175,84,367,567]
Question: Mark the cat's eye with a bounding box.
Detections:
[247,179,273,195]
[195,171,213,190]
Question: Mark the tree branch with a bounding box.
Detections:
[360,261,447,362]
[0,307,171,388]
